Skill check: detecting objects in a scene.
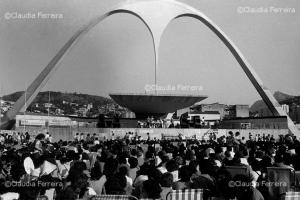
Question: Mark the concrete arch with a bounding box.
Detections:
[162,13,298,134]
[1,9,157,128]
[161,13,274,114]
[1,0,298,135]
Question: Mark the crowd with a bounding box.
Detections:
[137,116,178,128]
[0,130,299,200]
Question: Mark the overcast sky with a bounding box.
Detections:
[0,0,299,105]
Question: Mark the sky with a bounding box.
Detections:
[0,0,299,106]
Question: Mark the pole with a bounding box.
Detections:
[0,83,2,130]
[48,91,50,133]
[24,82,27,133]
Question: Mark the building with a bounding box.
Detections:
[16,113,76,128]
[44,103,53,108]
[180,110,221,128]
[253,96,300,124]
[227,105,249,119]
[78,107,88,117]
[281,104,289,114]
[192,103,227,119]
[189,111,220,121]
[221,116,288,129]
[87,103,93,110]
[289,105,300,124]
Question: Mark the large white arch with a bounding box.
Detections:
[1,0,298,135]
[0,8,157,127]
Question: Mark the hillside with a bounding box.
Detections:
[2,91,112,106]
[250,91,297,113]
[1,91,117,117]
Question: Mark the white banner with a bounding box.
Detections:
[20,119,45,126]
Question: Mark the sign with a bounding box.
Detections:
[20,119,45,126]
[48,119,72,126]
[241,123,251,129]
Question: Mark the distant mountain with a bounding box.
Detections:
[250,91,296,113]
[1,91,24,102]
[273,91,295,102]
[2,91,113,107]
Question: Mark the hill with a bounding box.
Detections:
[250,91,297,113]
[1,91,116,116]
[2,91,112,106]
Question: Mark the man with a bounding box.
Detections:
[74,133,80,142]
[93,137,100,145]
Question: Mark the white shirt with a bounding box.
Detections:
[24,157,35,175]
[240,158,249,166]
[126,176,133,186]
[157,166,168,174]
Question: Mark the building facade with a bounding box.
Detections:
[221,116,288,129]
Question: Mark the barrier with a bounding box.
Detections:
[9,127,289,142]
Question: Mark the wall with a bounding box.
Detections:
[221,117,288,129]
[12,126,289,142]
[201,103,227,119]
[236,105,250,118]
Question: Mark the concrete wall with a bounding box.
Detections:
[221,117,288,129]
[12,127,289,142]
[236,105,250,118]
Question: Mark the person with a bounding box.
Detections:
[173,165,191,190]
[0,134,5,145]
[93,137,100,145]
[232,174,264,200]
[111,132,115,141]
[32,133,46,154]
[142,179,162,199]
[20,132,25,144]
[45,132,50,142]
[25,132,30,143]
[91,133,96,142]
[48,134,53,143]
[118,165,133,194]
[74,133,80,142]
[86,134,91,143]
[165,159,179,182]
[79,133,84,141]
[89,162,103,195]
[160,172,173,200]
[57,172,89,200]
[128,157,139,181]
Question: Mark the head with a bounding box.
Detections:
[178,165,192,182]
[160,172,174,187]
[143,179,162,199]
[128,157,138,169]
[35,133,45,141]
[165,159,179,172]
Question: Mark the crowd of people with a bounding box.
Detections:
[0,130,299,200]
[137,116,167,128]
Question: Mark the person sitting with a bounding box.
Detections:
[89,163,103,195]
[128,156,139,182]
[173,165,192,190]
[160,172,173,200]
[232,174,264,200]
[57,172,89,200]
